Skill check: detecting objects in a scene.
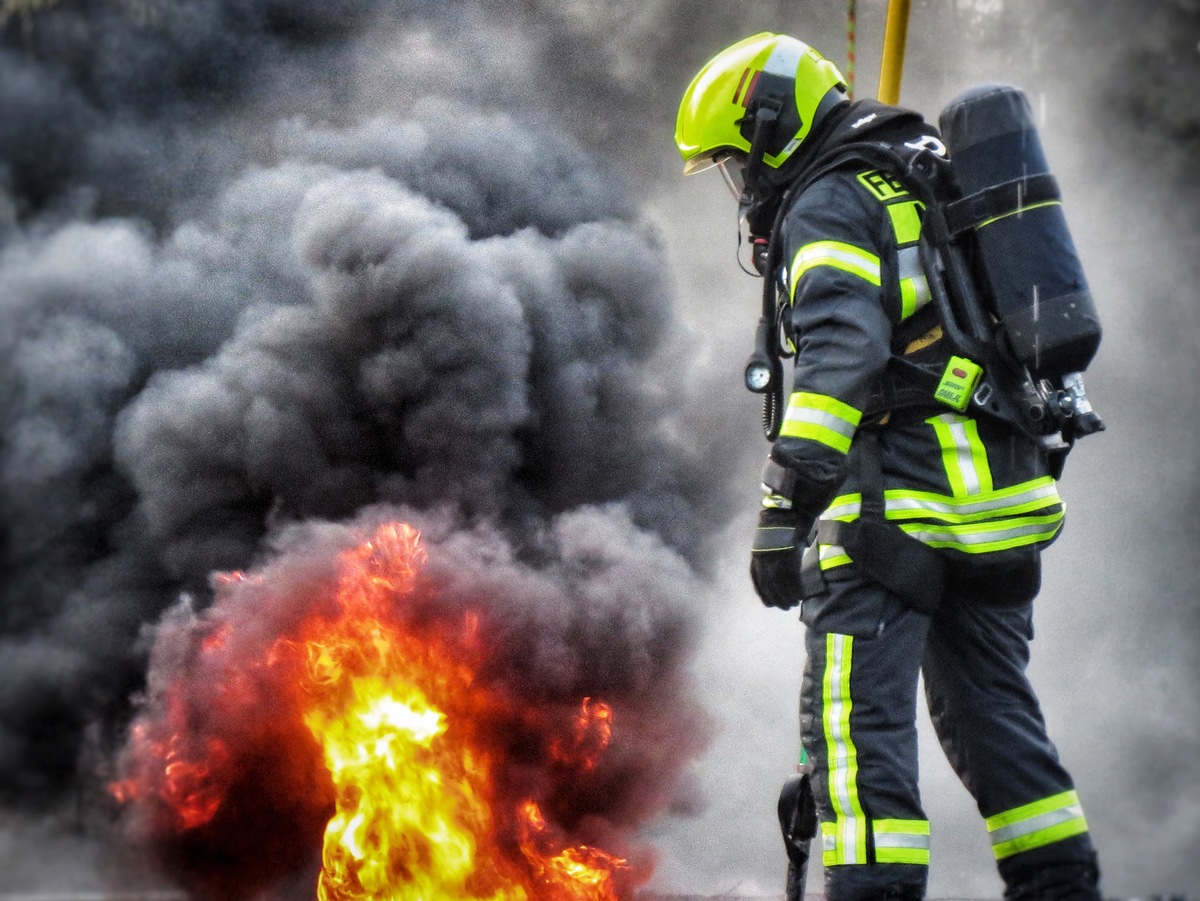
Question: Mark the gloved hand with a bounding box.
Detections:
[750,507,808,610]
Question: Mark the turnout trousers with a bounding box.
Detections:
[798,561,1099,900]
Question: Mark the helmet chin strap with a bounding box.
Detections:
[738,103,783,238]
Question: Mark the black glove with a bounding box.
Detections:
[750,507,809,610]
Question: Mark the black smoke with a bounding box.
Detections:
[0,0,749,882]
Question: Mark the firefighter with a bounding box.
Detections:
[675,33,1103,900]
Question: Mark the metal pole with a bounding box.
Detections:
[846,0,858,100]
[877,0,912,104]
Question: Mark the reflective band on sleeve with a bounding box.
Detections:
[987,790,1089,861]
[790,240,882,299]
[887,200,924,245]
[822,633,868,867]
[752,525,796,553]
[873,819,932,865]
[897,246,931,320]
[927,413,993,496]
[780,392,863,454]
[818,543,852,570]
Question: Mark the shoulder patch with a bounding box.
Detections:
[856,169,909,202]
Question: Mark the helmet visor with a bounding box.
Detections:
[715,153,746,200]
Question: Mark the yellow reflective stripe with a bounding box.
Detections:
[790,240,882,298]
[822,494,861,520]
[987,790,1089,860]
[887,200,924,245]
[927,413,993,496]
[761,492,793,511]
[897,246,931,320]
[976,199,1063,231]
[818,544,852,569]
[822,480,1062,523]
[899,510,1064,553]
[873,819,932,865]
[780,392,863,454]
[822,634,868,866]
[817,481,1064,555]
[885,477,1062,523]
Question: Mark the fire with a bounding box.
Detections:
[551,698,614,772]
[113,522,637,900]
[518,800,627,900]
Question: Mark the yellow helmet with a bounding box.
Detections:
[675,32,848,177]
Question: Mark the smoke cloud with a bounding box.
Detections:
[2,0,1199,897]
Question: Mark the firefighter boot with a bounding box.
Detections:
[1000,843,1102,901]
[824,863,927,901]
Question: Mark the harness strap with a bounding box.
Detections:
[944,173,1061,236]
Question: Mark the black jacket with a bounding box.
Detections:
[766,100,1063,572]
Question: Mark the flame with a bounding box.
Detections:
[551,698,614,772]
[113,521,636,900]
[109,708,231,831]
[518,801,627,901]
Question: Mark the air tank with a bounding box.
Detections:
[939,83,1101,378]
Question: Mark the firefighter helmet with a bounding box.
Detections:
[675,32,848,178]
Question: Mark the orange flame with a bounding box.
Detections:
[113,521,636,899]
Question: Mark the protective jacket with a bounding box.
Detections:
[764,100,1065,586]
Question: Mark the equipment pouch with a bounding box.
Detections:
[817,519,945,615]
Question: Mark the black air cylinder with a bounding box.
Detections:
[939,83,1101,377]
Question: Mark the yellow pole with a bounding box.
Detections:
[877,0,912,105]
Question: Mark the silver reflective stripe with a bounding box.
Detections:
[875,832,931,851]
[886,482,1061,519]
[897,246,931,316]
[784,406,858,441]
[990,802,1085,846]
[901,517,1061,548]
[819,484,1060,523]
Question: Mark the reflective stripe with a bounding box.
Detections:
[815,479,1064,559]
[780,392,863,454]
[987,790,1089,860]
[976,199,1063,231]
[821,480,1062,524]
[761,492,793,511]
[822,494,861,521]
[887,200,924,244]
[900,511,1064,553]
[927,413,993,496]
[897,246,931,320]
[873,818,932,865]
[790,240,882,298]
[818,543,852,569]
[752,525,795,552]
[885,478,1062,522]
[822,634,868,866]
